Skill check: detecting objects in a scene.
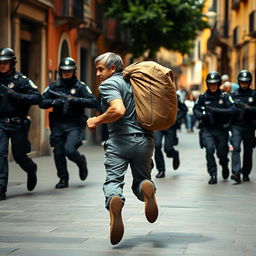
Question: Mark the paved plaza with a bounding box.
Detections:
[0,129,256,256]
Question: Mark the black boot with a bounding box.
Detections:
[242,175,250,182]
[27,164,37,191]
[0,192,6,201]
[208,175,217,184]
[173,151,180,170]
[222,165,230,180]
[156,171,165,178]
[79,155,88,181]
[55,179,69,189]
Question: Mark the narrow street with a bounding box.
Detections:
[0,128,256,256]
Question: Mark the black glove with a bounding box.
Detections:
[205,106,216,113]
[69,97,81,104]
[244,105,252,112]
[7,89,24,100]
[201,112,210,122]
[52,99,64,107]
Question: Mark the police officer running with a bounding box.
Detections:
[154,95,188,178]
[193,71,236,184]
[230,70,256,183]
[39,57,98,189]
[0,48,41,200]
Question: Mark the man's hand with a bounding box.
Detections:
[69,96,81,104]
[87,116,97,131]
[7,89,24,100]
[52,99,64,107]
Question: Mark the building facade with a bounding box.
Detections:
[0,0,106,156]
[204,0,256,88]
[0,0,54,156]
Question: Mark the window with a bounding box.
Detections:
[60,40,69,59]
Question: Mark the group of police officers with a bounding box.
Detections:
[0,47,255,201]
[194,70,256,185]
[0,48,98,200]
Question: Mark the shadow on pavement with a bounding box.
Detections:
[114,232,213,249]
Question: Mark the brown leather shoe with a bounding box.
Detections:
[141,180,158,223]
[231,173,241,184]
[109,196,124,245]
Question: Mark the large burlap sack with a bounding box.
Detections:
[122,61,177,131]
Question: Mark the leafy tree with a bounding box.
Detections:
[103,0,208,58]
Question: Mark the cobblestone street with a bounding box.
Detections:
[0,129,256,256]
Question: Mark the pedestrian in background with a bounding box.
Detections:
[220,81,232,94]
[220,81,233,151]
[39,57,98,189]
[184,91,196,133]
[193,71,236,184]
[221,74,239,93]
[0,48,41,200]
[154,95,187,178]
[176,85,188,103]
[87,52,158,245]
[230,70,256,183]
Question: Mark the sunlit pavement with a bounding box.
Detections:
[0,127,256,256]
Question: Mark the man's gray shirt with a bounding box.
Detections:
[99,73,152,137]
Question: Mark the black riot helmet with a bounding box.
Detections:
[237,70,252,86]
[0,47,17,70]
[58,57,77,74]
[206,71,222,86]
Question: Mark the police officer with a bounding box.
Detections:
[230,70,256,183]
[0,48,41,200]
[39,57,98,189]
[154,95,188,178]
[193,71,236,184]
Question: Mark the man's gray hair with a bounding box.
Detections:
[94,52,124,72]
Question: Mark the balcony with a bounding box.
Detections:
[207,22,228,51]
[78,17,101,40]
[232,0,241,10]
[55,0,84,27]
[78,2,102,41]
[104,18,131,52]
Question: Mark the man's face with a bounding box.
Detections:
[61,70,74,79]
[223,82,231,93]
[239,81,250,90]
[0,60,11,74]
[95,61,116,83]
[208,83,219,92]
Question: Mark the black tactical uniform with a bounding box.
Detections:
[230,70,256,183]
[193,71,236,184]
[154,95,188,178]
[39,57,98,189]
[0,48,41,200]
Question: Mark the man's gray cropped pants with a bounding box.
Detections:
[103,133,155,210]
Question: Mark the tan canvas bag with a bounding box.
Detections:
[123,61,177,131]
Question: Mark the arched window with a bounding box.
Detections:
[60,39,69,59]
